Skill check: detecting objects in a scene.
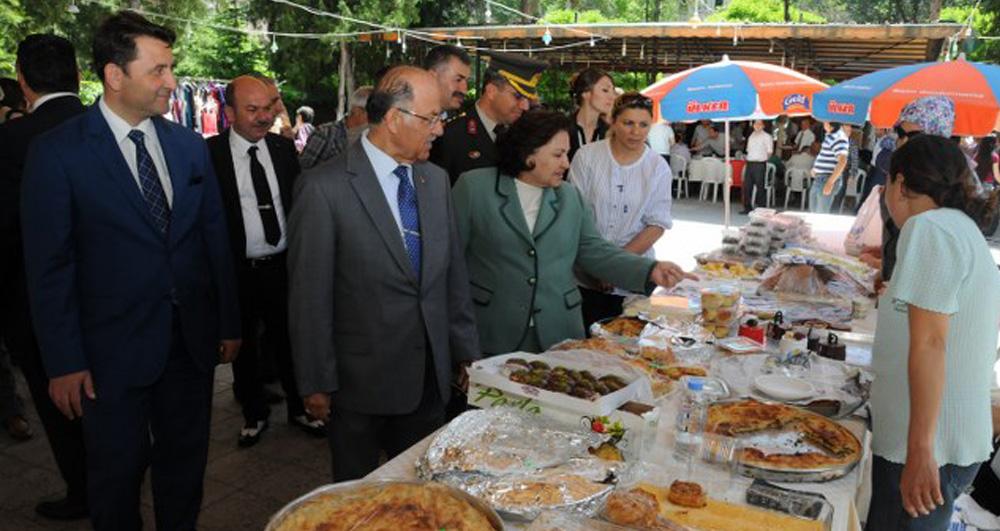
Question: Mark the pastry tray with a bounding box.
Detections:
[264,478,504,530]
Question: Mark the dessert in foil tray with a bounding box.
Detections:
[418,409,629,520]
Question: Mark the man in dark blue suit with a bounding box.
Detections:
[0,33,89,521]
[20,11,241,531]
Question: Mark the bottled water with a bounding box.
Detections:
[674,377,708,464]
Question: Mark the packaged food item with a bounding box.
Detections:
[779,331,809,358]
[745,479,833,521]
[700,286,741,339]
[738,317,766,345]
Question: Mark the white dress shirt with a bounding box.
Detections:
[360,131,413,246]
[228,131,288,258]
[746,130,774,162]
[99,97,173,207]
[29,92,78,113]
[476,103,500,142]
[795,128,816,152]
[646,122,675,155]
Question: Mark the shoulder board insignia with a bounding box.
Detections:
[468,150,481,160]
[444,111,466,125]
[467,117,478,136]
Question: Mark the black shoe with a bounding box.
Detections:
[35,496,88,520]
[237,419,268,447]
[290,414,326,438]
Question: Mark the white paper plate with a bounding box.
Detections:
[753,374,816,401]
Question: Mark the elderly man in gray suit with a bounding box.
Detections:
[287,66,481,481]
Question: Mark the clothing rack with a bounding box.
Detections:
[166,78,229,138]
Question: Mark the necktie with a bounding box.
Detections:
[248,146,282,246]
[493,123,507,139]
[126,130,170,234]
[393,165,421,278]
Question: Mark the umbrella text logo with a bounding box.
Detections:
[686,100,730,113]
[827,100,856,115]
[782,94,809,110]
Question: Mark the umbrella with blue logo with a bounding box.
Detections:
[642,56,827,226]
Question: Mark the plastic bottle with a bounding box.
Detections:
[674,377,707,464]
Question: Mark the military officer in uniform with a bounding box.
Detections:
[430,51,547,186]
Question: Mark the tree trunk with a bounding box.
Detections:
[927,0,943,21]
[653,0,661,22]
[520,0,538,22]
[784,0,790,22]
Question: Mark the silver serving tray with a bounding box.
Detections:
[264,478,504,530]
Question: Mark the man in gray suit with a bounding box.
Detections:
[287,66,480,481]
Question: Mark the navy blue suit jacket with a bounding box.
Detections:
[21,104,240,397]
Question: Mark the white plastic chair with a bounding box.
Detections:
[697,158,726,203]
[751,162,778,208]
[785,168,811,210]
[839,168,868,213]
[670,156,689,198]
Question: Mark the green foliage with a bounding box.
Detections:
[174,3,271,81]
[542,8,623,24]
[940,3,1000,63]
[707,0,826,23]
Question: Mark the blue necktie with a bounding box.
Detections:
[393,165,421,278]
[127,130,171,234]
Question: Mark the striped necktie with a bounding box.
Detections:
[393,165,421,278]
[127,129,170,234]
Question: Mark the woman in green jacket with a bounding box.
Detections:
[452,110,694,355]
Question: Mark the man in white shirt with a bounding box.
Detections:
[207,76,323,447]
[692,119,712,147]
[693,123,726,157]
[647,120,674,162]
[795,116,816,153]
[742,119,774,214]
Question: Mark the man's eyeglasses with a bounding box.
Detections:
[894,125,922,141]
[396,107,446,128]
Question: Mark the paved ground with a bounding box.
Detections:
[0,195,995,529]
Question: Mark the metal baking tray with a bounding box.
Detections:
[264,478,504,530]
[709,400,862,483]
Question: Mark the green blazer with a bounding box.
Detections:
[453,167,656,354]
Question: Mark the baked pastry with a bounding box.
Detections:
[548,337,629,357]
[603,488,666,529]
[705,399,862,470]
[666,480,707,508]
[601,316,647,337]
[588,441,625,462]
[663,366,708,380]
[274,482,496,531]
[639,346,676,365]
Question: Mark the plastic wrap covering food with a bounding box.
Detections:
[417,409,599,478]
[525,510,634,530]
[418,409,631,521]
[759,247,876,302]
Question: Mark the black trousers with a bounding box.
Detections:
[581,287,625,333]
[81,312,214,531]
[232,255,304,423]
[743,161,767,210]
[0,240,87,503]
[328,351,444,481]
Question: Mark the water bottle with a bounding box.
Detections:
[674,377,707,463]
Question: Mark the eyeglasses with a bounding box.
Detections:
[894,125,922,141]
[396,107,446,127]
[614,94,654,111]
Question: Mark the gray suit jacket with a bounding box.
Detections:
[287,139,481,415]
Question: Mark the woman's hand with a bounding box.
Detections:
[649,262,698,288]
[900,448,944,518]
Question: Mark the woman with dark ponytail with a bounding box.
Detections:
[866,133,1000,531]
[567,67,615,161]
